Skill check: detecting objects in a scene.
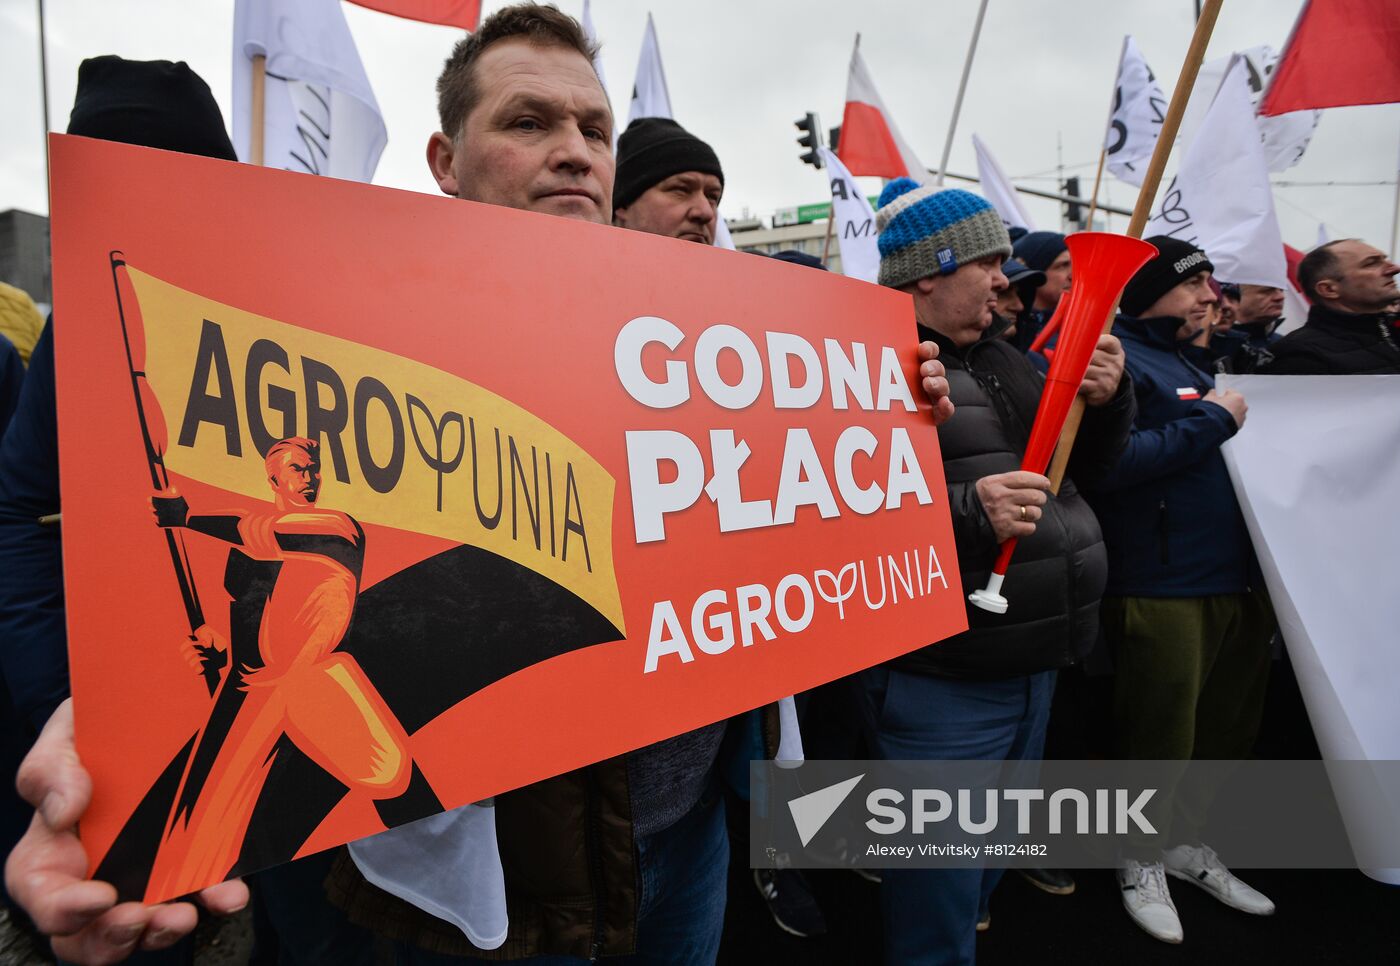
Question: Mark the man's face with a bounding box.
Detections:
[995,283,1025,322]
[614,171,723,244]
[427,39,614,224]
[1141,271,1215,338]
[1033,249,1072,310]
[1217,291,1239,330]
[269,448,320,507]
[915,255,1009,348]
[1316,240,1400,313]
[1236,284,1285,324]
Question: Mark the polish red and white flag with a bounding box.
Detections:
[836,41,928,183]
[1258,0,1400,115]
[345,0,481,30]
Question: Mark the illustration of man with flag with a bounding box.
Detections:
[142,435,439,899]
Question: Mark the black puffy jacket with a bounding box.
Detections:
[1263,303,1400,374]
[893,318,1135,680]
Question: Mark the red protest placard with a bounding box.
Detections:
[48,134,967,903]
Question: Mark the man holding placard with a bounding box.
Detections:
[6,5,959,963]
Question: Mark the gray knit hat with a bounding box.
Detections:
[875,178,1012,289]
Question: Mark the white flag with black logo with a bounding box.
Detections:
[1146,58,1287,288]
[1104,36,1168,187]
[1180,46,1321,173]
[818,148,878,283]
[232,0,386,182]
[627,13,673,124]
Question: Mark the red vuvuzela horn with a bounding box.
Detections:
[968,232,1157,615]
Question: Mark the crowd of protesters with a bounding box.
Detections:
[0,4,1397,965]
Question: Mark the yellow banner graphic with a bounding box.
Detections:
[128,268,624,633]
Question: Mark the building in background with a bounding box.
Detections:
[0,210,52,311]
[728,197,884,274]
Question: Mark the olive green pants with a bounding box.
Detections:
[1103,591,1275,845]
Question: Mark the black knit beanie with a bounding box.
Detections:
[67,56,237,162]
[1121,235,1215,317]
[613,118,723,211]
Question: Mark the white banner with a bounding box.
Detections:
[1221,374,1400,884]
[1146,58,1288,288]
[627,13,673,125]
[972,134,1035,232]
[818,147,878,283]
[1179,45,1321,173]
[1104,36,1167,187]
[232,0,386,183]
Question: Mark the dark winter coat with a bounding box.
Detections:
[1205,318,1282,374]
[894,317,1134,679]
[1084,315,1253,598]
[1262,303,1400,374]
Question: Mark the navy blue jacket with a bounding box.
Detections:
[1084,314,1254,598]
[0,323,67,733]
[0,334,21,436]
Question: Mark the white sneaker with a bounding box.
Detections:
[1118,859,1184,943]
[1164,843,1276,916]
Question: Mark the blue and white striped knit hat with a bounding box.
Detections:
[875,178,1012,289]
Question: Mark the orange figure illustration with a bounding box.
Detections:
[145,436,437,899]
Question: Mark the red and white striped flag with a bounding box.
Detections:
[345,0,480,30]
[1258,0,1400,115]
[836,41,927,183]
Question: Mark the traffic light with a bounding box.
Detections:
[828,125,841,153]
[795,112,822,167]
[1064,176,1083,228]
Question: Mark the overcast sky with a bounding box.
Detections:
[2,0,1398,252]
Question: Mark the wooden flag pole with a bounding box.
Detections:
[1047,0,1224,492]
[1085,36,1130,230]
[250,53,267,166]
[820,210,837,265]
[1084,148,1108,229]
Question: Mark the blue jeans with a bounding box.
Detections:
[394,784,728,965]
[856,665,1055,966]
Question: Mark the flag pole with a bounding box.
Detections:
[1046,0,1224,492]
[250,53,267,165]
[37,0,51,189]
[1085,36,1129,229]
[1390,127,1399,260]
[934,0,990,187]
[1084,149,1107,229]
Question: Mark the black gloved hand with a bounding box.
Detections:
[151,493,189,528]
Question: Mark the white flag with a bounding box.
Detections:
[620,13,734,249]
[232,0,386,183]
[627,13,672,124]
[818,147,878,283]
[713,214,737,251]
[1316,222,1331,248]
[582,0,608,95]
[1180,46,1320,173]
[1104,36,1167,187]
[1146,58,1288,288]
[972,134,1035,233]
